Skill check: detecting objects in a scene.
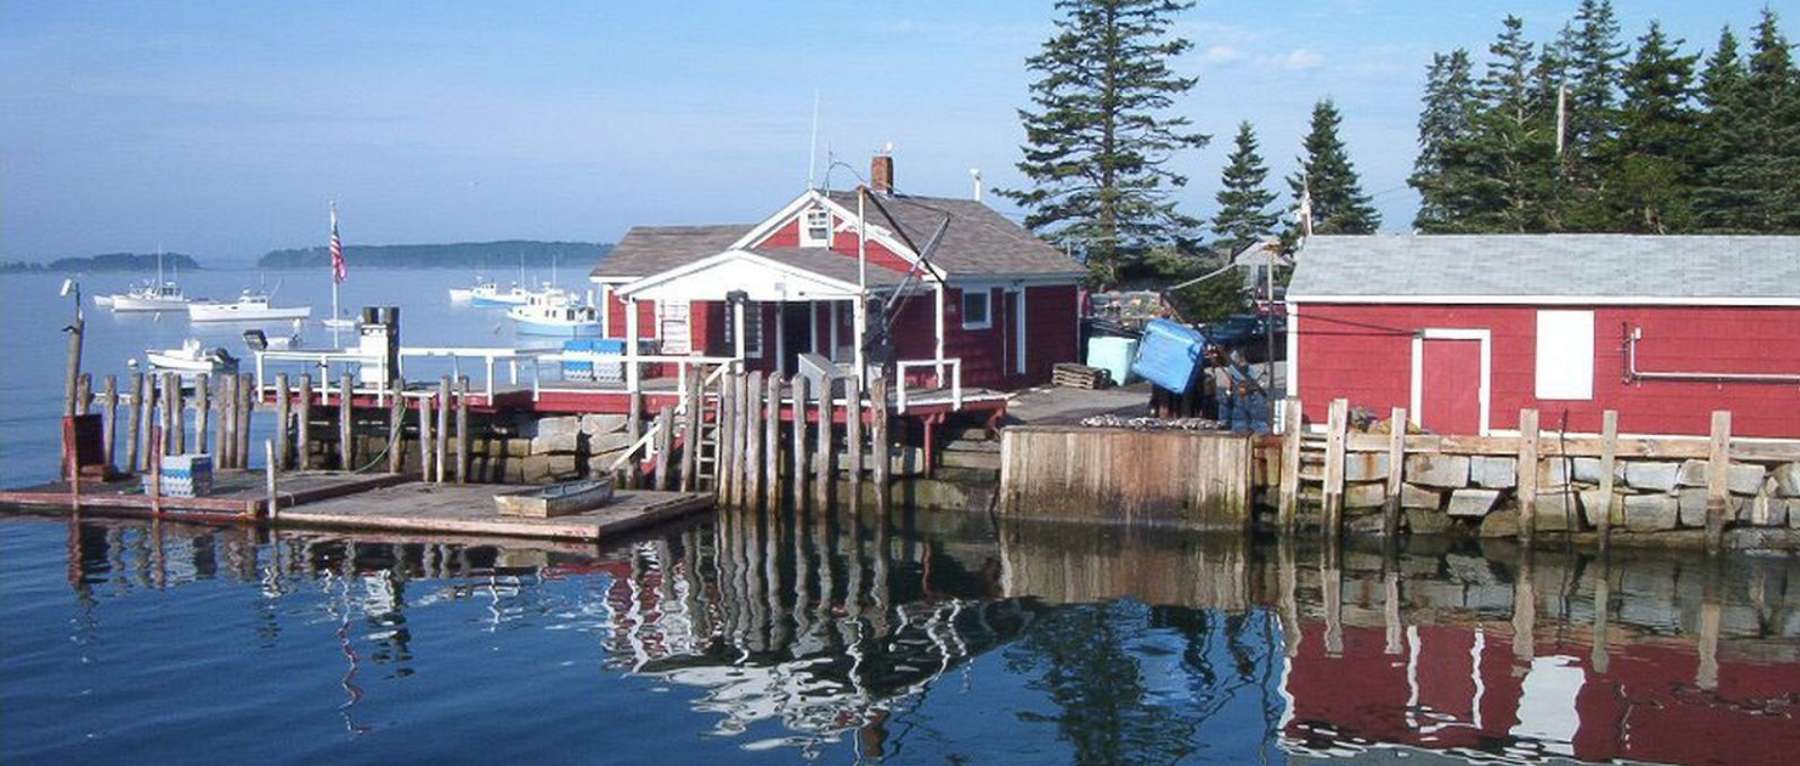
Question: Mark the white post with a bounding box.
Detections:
[484,356,495,400]
[733,299,747,362]
[933,281,946,378]
[775,301,786,376]
[600,284,613,337]
[809,301,820,353]
[829,302,840,361]
[852,296,867,386]
[625,297,641,393]
[1015,285,1028,377]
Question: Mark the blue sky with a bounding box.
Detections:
[0,1,1780,263]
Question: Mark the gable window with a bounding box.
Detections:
[961,289,992,330]
[800,208,832,248]
[1535,309,1594,400]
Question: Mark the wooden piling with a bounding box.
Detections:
[172,374,188,455]
[1278,398,1302,531]
[1517,408,1541,544]
[745,370,763,506]
[627,389,644,489]
[388,378,407,475]
[764,372,781,510]
[138,372,157,470]
[194,373,210,456]
[63,316,84,418]
[1382,406,1406,538]
[125,373,143,473]
[679,371,699,492]
[76,373,92,416]
[1597,410,1619,553]
[236,373,253,468]
[653,406,673,491]
[846,376,863,486]
[1705,410,1732,556]
[418,393,435,483]
[871,377,889,493]
[1321,398,1349,537]
[456,377,471,484]
[814,380,832,508]
[338,373,355,471]
[101,375,118,470]
[733,370,750,505]
[274,373,290,470]
[791,375,808,503]
[159,373,175,458]
[295,374,312,470]
[718,371,736,502]
[222,373,239,468]
[436,376,450,483]
[264,440,278,520]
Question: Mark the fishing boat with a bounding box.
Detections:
[505,288,600,336]
[100,249,201,312]
[493,477,614,518]
[467,280,532,307]
[146,338,239,375]
[188,289,312,322]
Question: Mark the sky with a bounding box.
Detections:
[0,0,1783,264]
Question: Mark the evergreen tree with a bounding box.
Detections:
[1605,21,1699,232]
[1410,49,1477,231]
[1212,122,1279,257]
[1692,26,1750,229]
[1565,0,1627,163]
[1434,15,1557,232]
[997,0,1209,286]
[1701,9,1800,232]
[1288,99,1380,235]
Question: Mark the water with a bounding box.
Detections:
[2,509,1796,765]
[0,267,584,487]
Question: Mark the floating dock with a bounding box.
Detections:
[0,471,713,542]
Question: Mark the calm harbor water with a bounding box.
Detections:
[2,508,1797,764]
[4,269,1799,764]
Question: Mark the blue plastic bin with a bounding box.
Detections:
[1085,335,1139,386]
[1131,318,1206,394]
[562,339,626,381]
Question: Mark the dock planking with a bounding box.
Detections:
[282,483,712,542]
[0,471,407,520]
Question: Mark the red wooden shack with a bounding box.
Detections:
[588,154,1085,393]
[1285,235,1800,438]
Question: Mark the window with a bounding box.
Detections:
[731,300,764,358]
[961,289,991,330]
[1535,310,1594,400]
[801,208,832,247]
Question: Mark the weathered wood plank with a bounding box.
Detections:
[1517,409,1541,544]
[653,406,673,492]
[274,373,290,470]
[296,374,312,471]
[679,370,699,493]
[1597,410,1619,552]
[1321,398,1349,537]
[125,373,143,473]
[764,372,781,510]
[340,373,356,472]
[388,378,407,475]
[456,376,471,484]
[435,375,450,483]
[745,370,763,506]
[1706,411,1731,556]
[1278,398,1302,530]
[1383,406,1406,538]
[814,380,833,508]
[999,427,1252,529]
[791,375,808,504]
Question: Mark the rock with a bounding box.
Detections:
[1676,459,1767,495]
[580,413,629,436]
[1345,514,1389,535]
[1623,494,1678,532]
[1679,488,1749,528]
[1790,500,1800,529]
[1479,508,1519,538]
[1401,483,1444,510]
[1405,454,1469,489]
[521,452,579,483]
[1739,486,1788,527]
[1539,458,1579,488]
[1624,461,1680,492]
[1571,457,1605,484]
[1345,482,1389,509]
[586,430,637,455]
[1343,453,1389,482]
[1531,491,1580,531]
[527,416,582,454]
[1446,488,1502,518]
[1406,508,1454,535]
[1469,456,1516,489]
[1773,463,1800,498]
[1580,489,1624,528]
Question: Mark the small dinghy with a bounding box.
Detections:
[493,477,615,518]
[147,338,240,375]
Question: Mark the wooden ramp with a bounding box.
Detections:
[279,483,713,542]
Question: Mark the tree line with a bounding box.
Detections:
[258,240,611,270]
[1410,2,1797,234]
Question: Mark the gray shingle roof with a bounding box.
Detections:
[1287,234,1800,303]
[751,247,907,287]
[825,191,1084,279]
[590,224,754,279]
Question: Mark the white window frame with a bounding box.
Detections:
[1409,328,1493,436]
[960,288,992,330]
[800,208,832,248]
[1534,309,1595,400]
[742,300,764,358]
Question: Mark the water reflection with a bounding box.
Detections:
[44,512,1800,764]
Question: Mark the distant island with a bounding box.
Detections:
[257,240,611,270]
[0,252,202,274]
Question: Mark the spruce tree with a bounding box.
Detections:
[1606,22,1699,232]
[1692,26,1750,230]
[1410,49,1477,231]
[1565,0,1626,163]
[1436,15,1556,232]
[1289,99,1380,235]
[1212,122,1279,257]
[997,0,1209,286]
[1702,10,1800,232]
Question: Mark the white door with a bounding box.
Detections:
[659,301,691,354]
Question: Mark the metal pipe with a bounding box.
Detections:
[1627,326,1800,385]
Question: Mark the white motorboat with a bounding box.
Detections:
[188,289,312,322]
[100,250,201,312]
[506,288,600,336]
[146,338,240,375]
[92,294,115,308]
[468,281,531,307]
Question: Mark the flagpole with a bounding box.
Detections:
[330,202,340,325]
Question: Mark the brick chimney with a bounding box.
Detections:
[870,154,894,196]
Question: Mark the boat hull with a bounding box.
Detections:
[471,294,530,307]
[188,304,312,322]
[111,295,194,312]
[146,353,237,374]
[511,318,602,337]
[448,288,475,302]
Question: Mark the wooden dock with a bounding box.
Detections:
[281,483,712,542]
[0,472,714,542]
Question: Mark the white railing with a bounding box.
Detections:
[605,360,736,473]
[255,345,555,403]
[895,357,962,414]
[528,352,738,403]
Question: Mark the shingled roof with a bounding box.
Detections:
[1287,234,1800,304]
[825,190,1083,278]
[591,224,754,279]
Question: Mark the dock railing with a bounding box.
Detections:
[254,346,554,404]
[895,357,961,414]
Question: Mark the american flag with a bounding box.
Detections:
[329,204,347,283]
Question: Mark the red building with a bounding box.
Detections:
[1285,235,1800,438]
[588,154,1085,392]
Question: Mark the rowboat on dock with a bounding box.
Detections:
[494,477,615,518]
